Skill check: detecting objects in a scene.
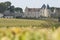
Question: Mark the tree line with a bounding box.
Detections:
[0,1,23,13]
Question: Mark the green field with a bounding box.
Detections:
[0,18,59,28]
[0,18,60,40]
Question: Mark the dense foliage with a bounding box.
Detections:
[0,1,23,13]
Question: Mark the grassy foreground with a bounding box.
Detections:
[0,18,60,40]
[0,27,60,40]
[0,18,59,28]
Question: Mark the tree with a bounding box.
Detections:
[15,7,23,13]
[0,1,11,13]
[4,1,11,10]
[0,2,7,13]
[4,1,11,7]
[9,6,15,13]
[51,7,55,12]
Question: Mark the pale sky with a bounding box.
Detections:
[0,0,60,10]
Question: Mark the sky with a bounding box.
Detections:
[0,0,60,10]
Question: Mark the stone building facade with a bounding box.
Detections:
[23,5,60,19]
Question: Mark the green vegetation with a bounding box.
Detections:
[0,18,60,40]
[0,18,59,28]
[0,1,23,13]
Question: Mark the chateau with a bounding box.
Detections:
[23,4,60,19]
[0,4,60,19]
